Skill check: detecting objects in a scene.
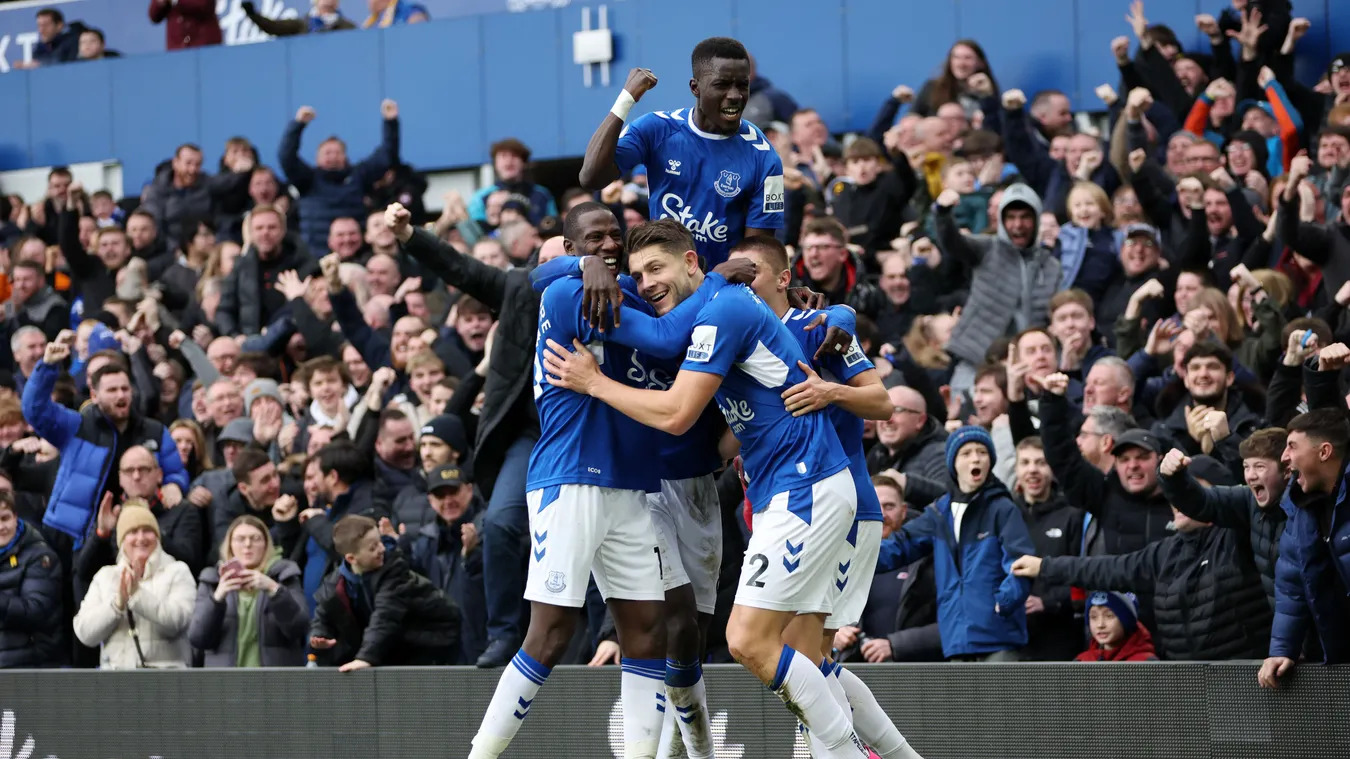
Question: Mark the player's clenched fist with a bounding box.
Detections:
[624,68,658,100]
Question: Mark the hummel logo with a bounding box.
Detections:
[666,159,682,175]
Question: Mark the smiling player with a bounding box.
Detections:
[579,37,784,269]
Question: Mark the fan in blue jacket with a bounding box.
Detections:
[876,426,1037,660]
[20,343,187,548]
[1260,408,1350,689]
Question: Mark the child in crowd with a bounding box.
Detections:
[937,158,989,232]
[309,514,460,670]
[1056,181,1122,306]
[1075,591,1157,662]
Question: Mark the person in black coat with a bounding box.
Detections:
[1011,437,1086,661]
[0,494,62,668]
[1159,429,1289,612]
[385,201,580,666]
[1013,452,1272,661]
[310,514,459,669]
[398,464,487,665]
[216,207,316,337]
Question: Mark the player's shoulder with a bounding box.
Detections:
[625,110,679,138]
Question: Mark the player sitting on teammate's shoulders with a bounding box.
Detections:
[1075,590,1158,662]
[309,515,460,671]
[876,425,1037,661]
[791,217,886,320]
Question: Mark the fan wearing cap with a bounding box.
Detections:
[1150,342,1262,478]
[877,425,1037,661]
[73,502,196,669]
[397,463,487,665]
[1014,450,1272,661]
[1074,591,1157,662]
[1226,66,1303,178]
[390,414,470,534]
[243,378,292,458]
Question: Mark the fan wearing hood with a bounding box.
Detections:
[876,426,1038,660]
[935,183,1062,395]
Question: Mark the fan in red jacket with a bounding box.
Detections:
[148,0,222,51]
[1075,590,1158,662]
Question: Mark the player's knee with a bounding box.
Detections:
[725,621,768,668]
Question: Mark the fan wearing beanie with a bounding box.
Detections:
[72,501,197,669]
[1075,591,1157,662]
[874,425,1039,661]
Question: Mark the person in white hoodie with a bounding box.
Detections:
[73,501,196,669]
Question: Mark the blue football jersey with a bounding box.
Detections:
[680,286,848,512]
[615,108,785,269]
[780,307,882,523]
[527,257,724,483]
[527,278,661,494]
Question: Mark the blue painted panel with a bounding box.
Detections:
[382,18,485,169]
[958,0,1077,104]
[285,32,386,172]
[629,0,734,117]
[844,0,957,132]
[198,42,291,179]
[738,0,845,126]
[109,52,202,191]
[557,5,649,160]
[0,73,30,169]
[27,63,113,166]
[481,10,563,159]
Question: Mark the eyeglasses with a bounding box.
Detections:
[119,465,156,477]
[232,534,266,546]
[891,406,923,417]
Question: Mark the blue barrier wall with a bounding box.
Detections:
[0,0,1343,193]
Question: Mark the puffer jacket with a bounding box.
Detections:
[1151,392,1264,479]
[1269,461,1350,664]
[188,559,309,667]
[0,521,62,668]
[22,361,188,546]
[140,165,250,249]
[1159,469,1286,612]
[878,478,1037,658]
[72,546,196,669]
[279,116,399,254]
[216,236,316,337]
[398,229,540,496]
[936,184,1061,367]
[1040,525,1272,660]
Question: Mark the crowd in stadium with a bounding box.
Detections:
[0,0,1346,703]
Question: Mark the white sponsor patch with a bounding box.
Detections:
[686,325,717,363]
[763,175,785,213]
[842,337,866,367]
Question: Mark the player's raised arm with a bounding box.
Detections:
[578,68,658,190]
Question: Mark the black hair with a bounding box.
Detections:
[691,37,749,79]
[1288,409,1350,460]
[316,441,367,485]
[36,8,63,24]
[1182,341,1234,372]
[562,201,614,243]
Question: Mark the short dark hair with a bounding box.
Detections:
[1239,427,1287,464]
[691,37,749,78]
[1030,89,1067,112]
[12,260,44,279]
[1016,435,1045,454]
[48,166,71,181]
[300,355,350,388]
[82,27,105,44]
[973,363,1007,395]
[231,446,272,483]
[175,143,202,159]
[333,515,378,556]
[1282,318,1333,352]
[377,407,410,435]
[90,364,129,390]
[1287,409,1350,460]
[1182,341,1233,372]
[317,442,366,485]
[562,201,613,243]
[238,352,278,380]
[455,295,491,320]
[36,8,63,25]
[626,218,695,258]
[959,129,1003,158]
